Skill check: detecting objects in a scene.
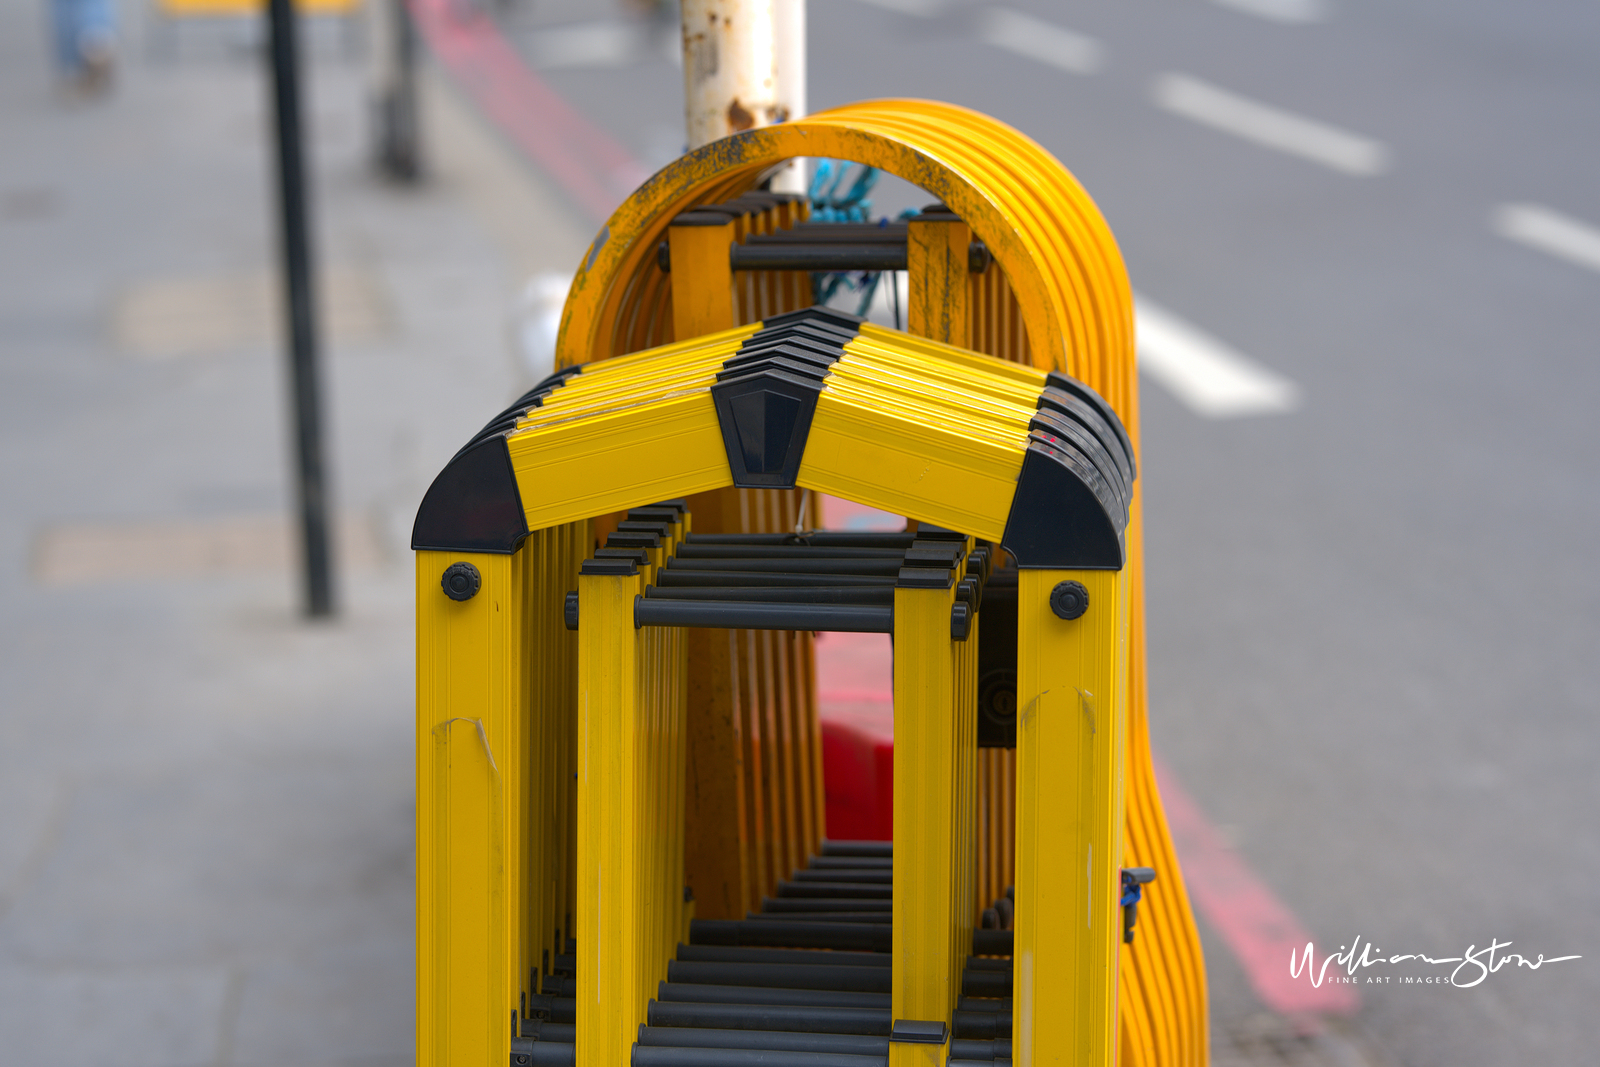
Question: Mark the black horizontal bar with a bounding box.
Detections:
[674,544,907,560]
[690,919,891,952]
[687,533,914,548]
[674,944,889,968]
[666,558,905,576]
[958,996,1012,1012]
[524,1021,576,1041]
[806,855,893,870]
[965,956,1010,972]
[820,840,893,858]
[951,1011,1012,1040]
[632,1044,886,1067]
[753,223,909,243]
[750,911,894,924]
[962,969,1011,998]
[667,961,891,994]
[732,245,908,272]
[636,1027,890,1056]
[971,929,1013,957]
[776,880,893,899]
[525,994,575,1023]
[761,898,893,914]
[655,570,895,589]
[646,586,893,606]
[950,1040,1012,1060]
[658,982,890,1010]
[646,1000,892,1036]
[635,599,893,633]
[790,868,892,884]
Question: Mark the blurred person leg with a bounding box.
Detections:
[50,0,115,92]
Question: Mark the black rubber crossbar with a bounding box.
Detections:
[674,544,908,560]
[636,1027,890,1056]
[950,1039,1012,1060]
[645,586,893,606]
[951,1011,1012,1040]
[749,911,898,924]
[790,868,892,884]
[674,944,889,968]
[775,880,893,899]
[971,929,1013,956]
[655,571,895,589]
[510,1039,573,1066]
[805,855,892,870]
[732,245,908,272]
[666,558,905,576]
[666,961,891,994]
[761,898,892,913]
[633,1045,886,1067]
[634,599,892,634]
[647,1000,892,1036]
[687,533,915,548]
[657,982,890,1010]
[820,841,892,858]
[957,997,1012,1012]
[962,970,1011,998]
[690,919,891,952]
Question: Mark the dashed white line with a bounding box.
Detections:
[1211,0,1328,24]
[1152,73,1389,176]
[1492,203,1600,275]
[1135,297,1301,418]
[978,9,1104,76]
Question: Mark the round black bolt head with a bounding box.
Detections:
[1050,579,1089,620]
[442,561,481,601]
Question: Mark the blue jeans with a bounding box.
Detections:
[51,0,114,74]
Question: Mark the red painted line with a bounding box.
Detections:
[1153,755,1359,1017]
[410,0,648,222]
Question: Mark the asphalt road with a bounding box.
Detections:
[496,2,1600,1063]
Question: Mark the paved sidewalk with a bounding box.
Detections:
[0,1,589,1062]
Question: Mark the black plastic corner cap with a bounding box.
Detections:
[1046,372,1135,480]
[412,435,530,554]
[897,566,955,589]
[711,363,827,489]
[1001,435,1126,570]
[580,558,638,576]
[760,305,865,333]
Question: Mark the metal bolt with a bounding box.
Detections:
[1049,580,1089,620]
[441,561,481,601]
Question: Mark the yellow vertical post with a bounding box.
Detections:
[907,209,972,348]
[416,548,528,1067]
[576,557,645,1067]
[669,212,736,338]
[1013,568,1130,1067]
[891,565,961,1067]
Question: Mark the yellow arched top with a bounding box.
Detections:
[555,99,1140,439]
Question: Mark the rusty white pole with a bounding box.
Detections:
[681,0,806,190]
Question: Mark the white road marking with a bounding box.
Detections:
[1492,203,1600,274]
[849,0,947,16]
[1211,0,1328,24]
[979,8,1105,75]
[1135,297,1302,417]
[1152,73,1389,175]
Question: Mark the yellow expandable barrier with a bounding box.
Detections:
[414,97,1208,1067]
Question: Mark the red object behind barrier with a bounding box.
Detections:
[821,718,894,841]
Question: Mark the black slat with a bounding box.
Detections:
[636,1027,889,1056]
[790,869,892,884]
[675,944,889,968]
[775,881,892,899]
[690,919,891,952]
[667,961,890,994]
[657,982,890,1010]
[819,841,892,858]
[632,1045,885,1067]
[761,898,892,913]
[647,1001,891,1036]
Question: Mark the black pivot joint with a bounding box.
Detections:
[1050,579,1089,620]
[442,561,481,601]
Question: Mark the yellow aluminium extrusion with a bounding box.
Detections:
[506,392,732,532]
[796,389,1023,542]
[857,322,1049,386]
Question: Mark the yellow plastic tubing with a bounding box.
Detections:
[557,98,1207,1067]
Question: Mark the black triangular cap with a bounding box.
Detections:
[1001,434,1126,570]
[412,435,529,554]
[711,364,826,488]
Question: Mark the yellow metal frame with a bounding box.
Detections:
[416,96,1210,1067]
